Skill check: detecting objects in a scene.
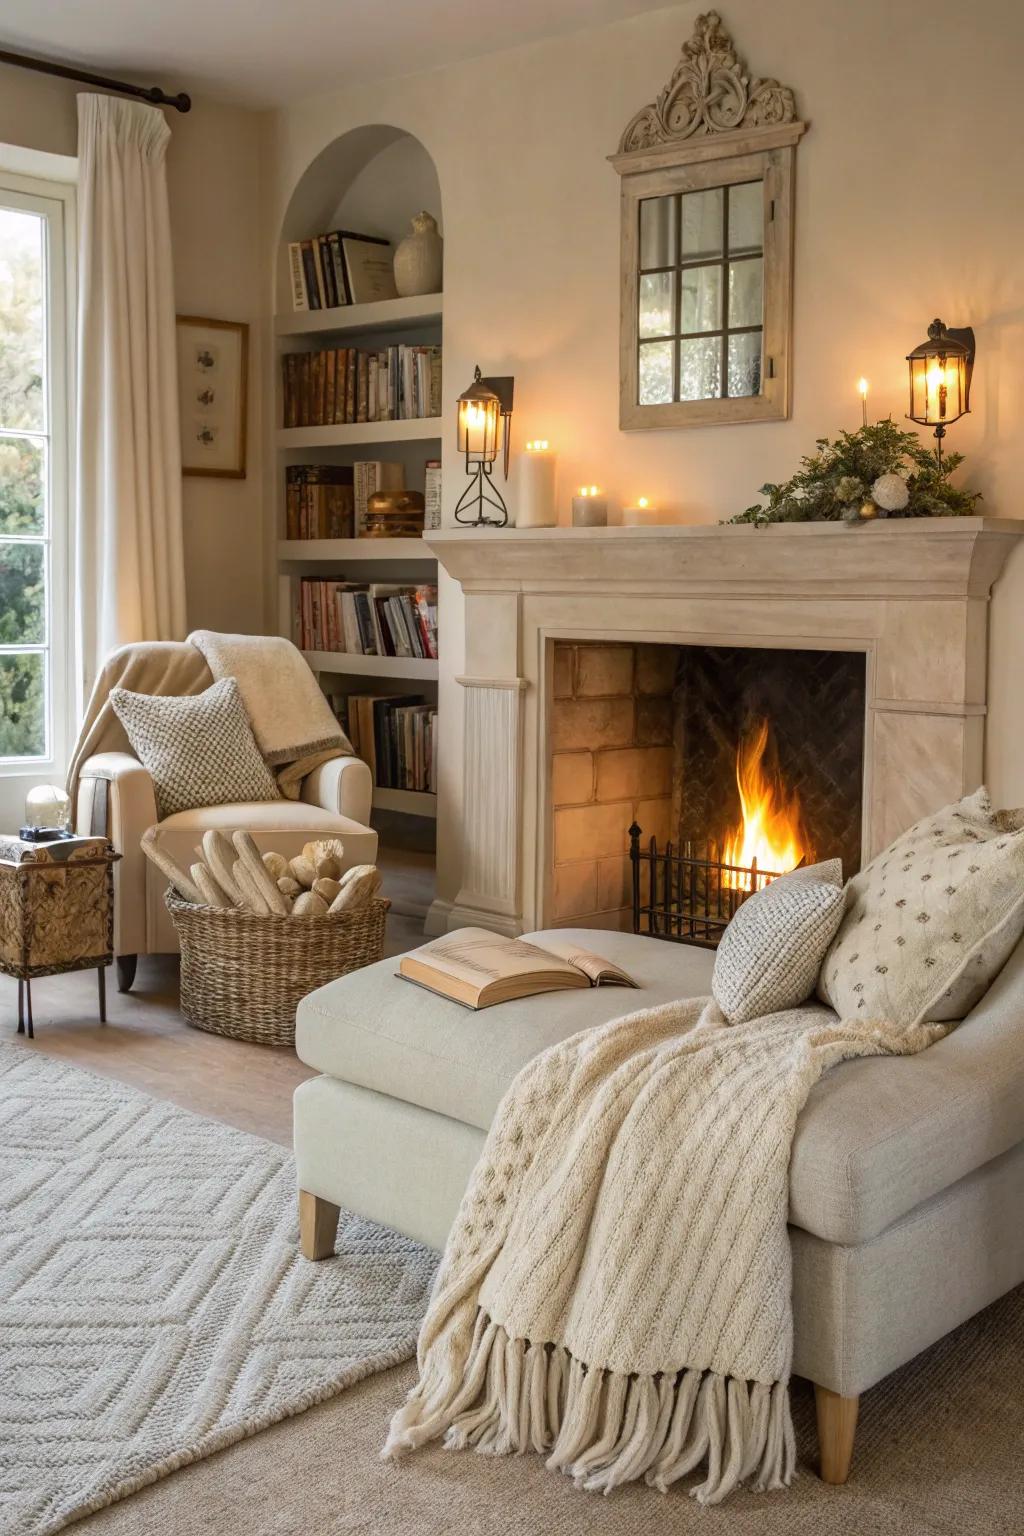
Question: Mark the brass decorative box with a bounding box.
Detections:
[362,489,426,539]
[0,835,117,980]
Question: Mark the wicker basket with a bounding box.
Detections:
[166,891,390,1046]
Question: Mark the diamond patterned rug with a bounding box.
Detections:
[0,1041,438,1536]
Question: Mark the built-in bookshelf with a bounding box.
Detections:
[275,303,442,818]
[275,130,444,838]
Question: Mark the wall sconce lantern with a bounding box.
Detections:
[906,317,975,467]
[454,365,515,527]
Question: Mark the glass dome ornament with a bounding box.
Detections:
[21,783,72,842]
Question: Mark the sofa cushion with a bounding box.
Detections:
[297,928,717,1133]
[111,677,279,818]
[712,859,845,1024]
[150,803,377,880]
[819,786,1024,1026]
[298,925,1024,1247]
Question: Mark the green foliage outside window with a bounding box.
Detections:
[0,209,47,760]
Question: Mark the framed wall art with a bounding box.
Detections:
[176,316,249,478]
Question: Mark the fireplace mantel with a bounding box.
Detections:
[426,518,1024,937]
[426,518,1023,599]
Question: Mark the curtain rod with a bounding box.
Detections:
[0,45,191,112]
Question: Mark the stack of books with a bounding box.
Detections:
[281,345,441,427]
[285,466,354,539]
[334,694,437,795]
[287,579,438,660]
[287,230,397,310]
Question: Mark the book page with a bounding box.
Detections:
[410,929,579,988]
[535,936,638,987]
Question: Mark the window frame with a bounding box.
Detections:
[613,127,803,432]
[0,169,76,782]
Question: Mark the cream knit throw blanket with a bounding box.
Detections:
[385,995,947,1503]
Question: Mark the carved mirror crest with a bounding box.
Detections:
[610,11,807,430]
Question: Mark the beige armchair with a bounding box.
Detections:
[71,643,376,991]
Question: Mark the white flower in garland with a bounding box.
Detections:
[872,472,910,513]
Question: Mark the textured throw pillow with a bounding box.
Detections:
[818,787,1024,1026]
[111,677,280,819]
[712,859,846,1025]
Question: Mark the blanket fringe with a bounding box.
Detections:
[383,1313,795,1505]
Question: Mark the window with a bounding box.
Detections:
[0,174,73,775]
[610,11,805,431]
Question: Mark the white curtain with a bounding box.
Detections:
[75,93,187,691]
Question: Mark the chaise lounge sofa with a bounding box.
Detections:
[292,925,1024,1483]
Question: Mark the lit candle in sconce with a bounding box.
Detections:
[571,485,608,527]
[858,377,869,428]
[516,440,558,528]
[622,495,659,526]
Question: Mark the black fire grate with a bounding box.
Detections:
[629,822,791,948]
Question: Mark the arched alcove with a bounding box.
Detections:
[276,125,442,312]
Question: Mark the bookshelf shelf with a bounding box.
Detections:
[303,650,439,680]
[276,293,443,338]
[277,418,442,450]
[372,787,437,819]
[279,538,435,562]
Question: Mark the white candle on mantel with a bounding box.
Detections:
[571,485,608,527]
[622,496,659,526]
[516,440,557,527]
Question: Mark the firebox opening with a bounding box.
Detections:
[550,640,866,941]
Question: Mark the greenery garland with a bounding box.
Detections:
[726,419,981,528]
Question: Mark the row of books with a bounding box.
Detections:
[287,229,398,311]
[332,693,437,795]
[289,579,438,661]
[286,462,400,539]
[281,346,441,428]
[285,461,442,539]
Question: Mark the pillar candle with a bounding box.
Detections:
[571,486,608,527]
[622,496,658,526]
[517,441,557,527]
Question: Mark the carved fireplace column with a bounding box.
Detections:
[448,589,528,936]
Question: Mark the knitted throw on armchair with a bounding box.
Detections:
[385,996,946,1503]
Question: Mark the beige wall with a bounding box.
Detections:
[0,62,268,637]
[264,0,1024,918]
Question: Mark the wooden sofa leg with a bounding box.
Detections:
[815,1385,859,1484]
[299,1189,341,1261]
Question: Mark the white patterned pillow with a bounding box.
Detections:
[818,787,1024,1026]
[111,677,280,819]
[712,859,845,1025]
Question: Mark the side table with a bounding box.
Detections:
[0,835,119,1039]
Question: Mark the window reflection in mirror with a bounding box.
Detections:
[637,180,764,406]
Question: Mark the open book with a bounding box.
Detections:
[398,928,638,1010]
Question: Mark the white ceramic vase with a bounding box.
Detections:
[393,212,443,298]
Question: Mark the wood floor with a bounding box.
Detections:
[3,846,432,1146]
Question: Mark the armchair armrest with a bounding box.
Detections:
[300,755,372,825]
[76,752,158,956]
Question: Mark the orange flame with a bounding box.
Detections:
[722,719,807,891]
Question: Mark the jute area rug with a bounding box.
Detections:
[0,1041,437,1536]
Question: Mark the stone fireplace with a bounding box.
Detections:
[427,518,1023,939]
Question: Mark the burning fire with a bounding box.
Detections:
[722,719,807,891]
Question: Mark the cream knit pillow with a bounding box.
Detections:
[712,859,846,1025]
[818,787,1024,1026]
[111,677,280,820]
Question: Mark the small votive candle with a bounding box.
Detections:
[571,485,608,527]
[622,496,658,526]
[517,440,557,528]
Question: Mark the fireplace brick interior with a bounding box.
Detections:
[550,639,866,932]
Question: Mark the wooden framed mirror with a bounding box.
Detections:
[610,12,807,431]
